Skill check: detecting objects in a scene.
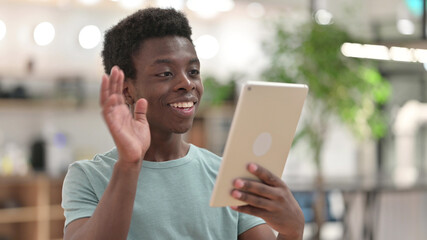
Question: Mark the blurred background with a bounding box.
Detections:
[0,0,426,239]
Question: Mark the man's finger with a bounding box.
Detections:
[109,66,119,95]
[100,74,110,106]
[134,98,148,123]
[231,190,274,211]
[248,163,285,188]
[233,179,278,200]
[117,69,124,96]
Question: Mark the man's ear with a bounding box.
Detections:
[123,80,135,105]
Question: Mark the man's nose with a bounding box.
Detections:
[174,72,195,92]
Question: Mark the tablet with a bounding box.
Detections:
[209,81,308,207]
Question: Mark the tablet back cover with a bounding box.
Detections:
[210,81,308,207]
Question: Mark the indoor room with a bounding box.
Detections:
[0,0,426,239]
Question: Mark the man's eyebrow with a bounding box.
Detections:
[150,58,200,66]
[189,58,200,65]
[151,59,171,66]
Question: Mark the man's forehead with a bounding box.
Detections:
[134,36,198,64]
[139,36,194,52]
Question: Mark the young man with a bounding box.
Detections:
[62,7,304,240]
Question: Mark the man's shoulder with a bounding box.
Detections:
[69,147,118,174]
[189,144,223,172]
[191,144,221,161]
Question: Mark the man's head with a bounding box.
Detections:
[102,7,193,79]
[102,8,203,135]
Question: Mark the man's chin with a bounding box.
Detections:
[173,126,192,134]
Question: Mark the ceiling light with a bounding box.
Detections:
[79,25,101,49]
[195,35,219,59]
[414,49,427,63]
[363,44,390,60]
[34,22,55,46]
[119,0,144,9]
[187,0,235,18]
[341,43,390,60]
[341,42,427,64]
[246,2,265,18]
[216,0,234,12]
[389,47,414,62]
[156,0,184,10]
[341,43,364,58]
[0,20,6,41]
[78,0,101,5]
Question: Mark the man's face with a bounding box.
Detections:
[125,36,203,134]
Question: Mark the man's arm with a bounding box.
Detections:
[64,161,141,240]
[64,66,150,240]
[239,224,302,240]
[233,163,305,240]
[238,224,277,240]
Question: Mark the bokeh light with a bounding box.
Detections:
[79,25,101,49]
[195,35,220,59]
[34,22,55,46]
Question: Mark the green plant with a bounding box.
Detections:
[263,20,391,169]
[201,75,237,106]
[262,19,392,240]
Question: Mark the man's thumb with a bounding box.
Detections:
[134,98,148,122]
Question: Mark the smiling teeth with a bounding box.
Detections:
[170,102,194,108]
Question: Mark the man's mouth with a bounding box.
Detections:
[169,101,195,108]
[168,101,197,117]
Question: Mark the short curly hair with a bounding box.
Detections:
[102,7,193,79]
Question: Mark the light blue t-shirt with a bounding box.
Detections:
[62,144,265,239]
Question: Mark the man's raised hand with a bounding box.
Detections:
[100,66,151,164]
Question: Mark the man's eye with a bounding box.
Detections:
[189,69,200,75]
[158,72,173,77]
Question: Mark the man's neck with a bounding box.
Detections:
[143,132,189,162]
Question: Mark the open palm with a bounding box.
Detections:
[100,66,151,163]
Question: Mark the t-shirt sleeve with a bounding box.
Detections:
[238,212,266,235]
[62,163,99,228]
